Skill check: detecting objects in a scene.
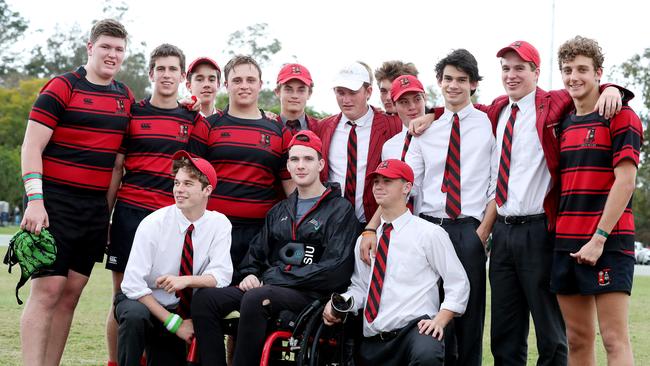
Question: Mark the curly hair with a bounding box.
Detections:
[374,61,419,84]
[557,36,604,70]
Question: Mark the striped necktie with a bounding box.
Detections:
[442,113,461,219]
[496,104,519,207]
[344,121,357,205]
[401,132,413,161]
[364,222,393,323]
[177,224,194,318]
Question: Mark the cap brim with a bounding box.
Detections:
[332,78,364,91]
[278,75,313,86]
[392,87,425,102]
[172,150,192,160]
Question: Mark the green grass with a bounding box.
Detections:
[0,225,20,235]
[0,264,648,365]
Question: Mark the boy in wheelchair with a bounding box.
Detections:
[192,130,360,365]
[323,159,470,366]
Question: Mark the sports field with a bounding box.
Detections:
[0,263,648,365]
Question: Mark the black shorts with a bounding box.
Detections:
[106,202,153,272]
[32,188,110,278]
[550,250,634,295]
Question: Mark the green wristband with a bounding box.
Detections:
[164,313,182,334]
[596,228,609,239]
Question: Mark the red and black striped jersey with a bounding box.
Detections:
[115,99,208,211]
[28,66,134,195]
[188,112,292,224]
[556,107,643,252]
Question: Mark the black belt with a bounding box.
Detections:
[496,213,546,225]
[366,330,399,342]
[419,214,478,226]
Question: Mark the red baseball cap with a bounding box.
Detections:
[367,159,414,184]
[496,41,540,68]
[289,130,322,155]
[277,63,313,86]
[171,150,217,188]
[390,75,425,102]
[187,57,221,75]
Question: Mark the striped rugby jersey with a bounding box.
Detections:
[189,111,292,224]
[556,107,642,252]
[115,99,208,211]
[28,66,134,195]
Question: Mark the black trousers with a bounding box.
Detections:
[192,285,317,366]
[114,293,187,366]
[230,223,264,284]
[489,219,567,366]
[359,316,444,366]
[439,219,486,366]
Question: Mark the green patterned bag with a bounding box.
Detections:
[3,229,57,304]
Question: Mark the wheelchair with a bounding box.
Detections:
[189,298,349,366]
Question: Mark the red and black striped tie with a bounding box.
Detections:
[442,113,461,219]
[365,222,393,323]
[401,132,412,161]
[344,121,357,205]
[495,104,519,207]
[286,119,301,135]
[177,224,194,319]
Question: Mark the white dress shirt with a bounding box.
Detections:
[406,103,496,220]
[328,106,374,222]
[381,126,407,161]
[121,205,233,307]
[494,90,551,216]
[343,210,469,337]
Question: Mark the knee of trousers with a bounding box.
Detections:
[409,340,444,366]
[116,300,150,329]
[239,287,271,315]
[191,288,229,319]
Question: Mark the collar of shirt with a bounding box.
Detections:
[281,114,307,129]
[174,206,208,234]
[341,106,373,127]
[509,89,536,115]
[379,209,412,234]
[441,102,476,122]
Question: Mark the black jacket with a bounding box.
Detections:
[239,183,360,296]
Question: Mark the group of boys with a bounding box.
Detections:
[18,16,640,366]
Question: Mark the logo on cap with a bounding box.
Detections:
[292,66,302,74]
[400,78,410,86]
[512,41,522,48]
[378,160,390,169]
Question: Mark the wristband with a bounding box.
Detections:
[23,172,44,201]
[164,313,182,334]
[362,227,376,233]
[596,228,609,239]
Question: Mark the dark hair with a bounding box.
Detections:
[149,44,186,74]
[172,158,210,189]
[89,19,128,44]
[435,49,482,95]
[187,62,222,86]
[224,55,262,81]
[374,60,419,84]
[557,35,604,70]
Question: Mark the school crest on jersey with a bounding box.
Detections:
[259,133,271,148]
[582,127,596,147]
[116,99,126,114]
[178,125,189,140]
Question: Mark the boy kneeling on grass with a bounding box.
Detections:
[323,159,470,366]
[115,151,232,366]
